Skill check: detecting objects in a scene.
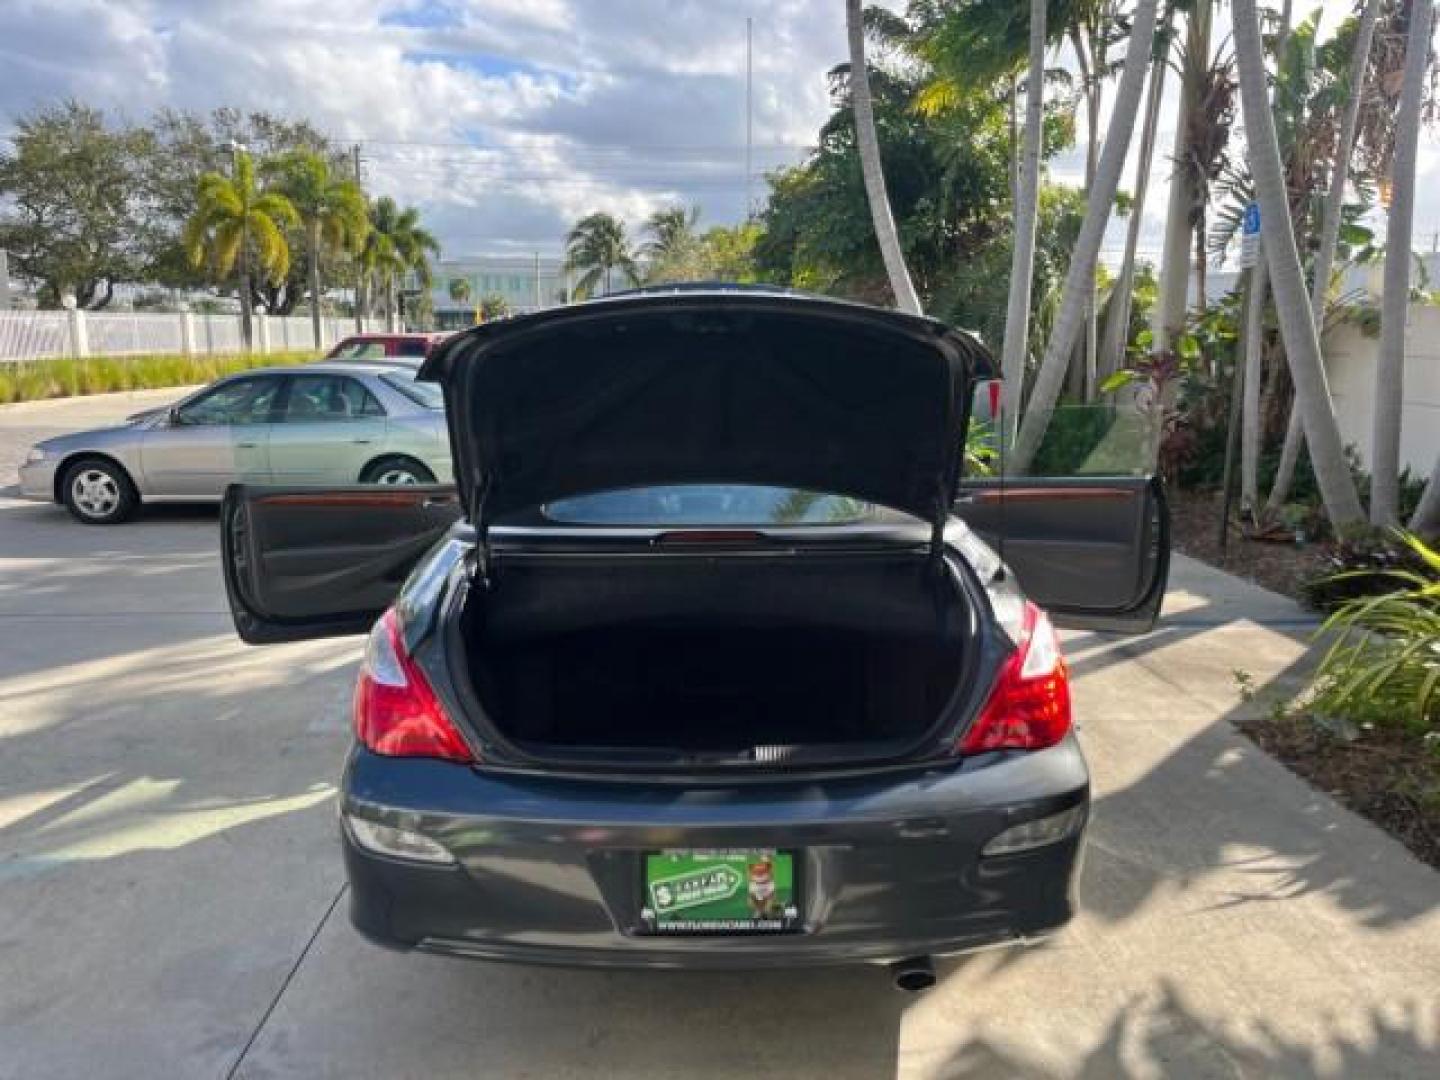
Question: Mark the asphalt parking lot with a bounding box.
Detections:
[2,391,1438,1079]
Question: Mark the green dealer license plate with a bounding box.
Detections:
[641,849,800,933]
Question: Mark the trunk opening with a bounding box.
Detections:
[459,551,971,767]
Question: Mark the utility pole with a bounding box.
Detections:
[229,140,254,351]
[745,16,753,219]
[0,248,11,311]
[352,144,366,332]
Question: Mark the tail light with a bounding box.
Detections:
[959,602,1071,754]
[353,609,473,763]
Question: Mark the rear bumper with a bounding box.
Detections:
[340,737,1089,969]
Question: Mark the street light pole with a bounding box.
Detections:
[745,16,753,219]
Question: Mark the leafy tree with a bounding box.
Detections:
[641,205,705,282]
[0,101,151,308]
[267,150,369,343]
[700,223,762,282]
[751,52,1071,349]
[448,277,473,304]
[181,150,299,348]
[565,212,640,297]
[480,294,512,321]
[139,108,339,309]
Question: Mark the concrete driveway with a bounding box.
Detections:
[1,393,1437,1079]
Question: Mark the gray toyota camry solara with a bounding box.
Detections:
[222,288,1168,984]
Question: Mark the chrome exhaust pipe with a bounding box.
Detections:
[890,955,936,993]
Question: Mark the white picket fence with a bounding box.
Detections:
[0,309,385,363]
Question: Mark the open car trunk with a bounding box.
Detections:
[459,550,972,766]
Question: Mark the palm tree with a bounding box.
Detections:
[1232,0,1364,526]
[1265,0,1385,516]
[565,212,639,298]
[448,277,473,306]
[642,205,703,282]
[1098,6,1173,386]
[364,196,439,330]
[1151,0,1213,353]
[999,0,1048,444]
[182,149,298,349]
[1011,0,1162,469]
[267,150,368,348]
[1371,0,1433,525]
[846,0,922,315]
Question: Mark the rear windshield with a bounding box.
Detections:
[380,372,445,410]
[542,485,908,526]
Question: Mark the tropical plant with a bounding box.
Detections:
[1308,530,1440,733]
[1231,0,1365,526]
[181,149,299,348]
[266,149,369,345]
[564,211,640,298]
[1011,0,1161,470]
[448,276,473,305]
[362,196,440,330]
[479,294,511,321]
[845,0,922,313]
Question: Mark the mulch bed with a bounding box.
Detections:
[1170,485,1440,873]
[1240,713,1440,871]
[1168,487,1330,602]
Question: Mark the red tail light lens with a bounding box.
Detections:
[959,602,1072,754]
[353,609,473,763]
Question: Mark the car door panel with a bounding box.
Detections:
[953,476,1168,633]
[139,376,281,497]
[268,374,389,486]
[222,484,463,644]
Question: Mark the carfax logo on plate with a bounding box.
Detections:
[649,865,743,912]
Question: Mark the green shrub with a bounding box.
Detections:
[1309,531,1440,734]
[0,351,318,404]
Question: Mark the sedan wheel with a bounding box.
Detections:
[61,460,137,524]
[374,467,422,486]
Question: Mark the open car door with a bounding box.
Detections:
[222,484,463,644]
[955,387,1170,634]
[953,475,1169,633]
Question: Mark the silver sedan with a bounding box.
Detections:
[18,362,453,524]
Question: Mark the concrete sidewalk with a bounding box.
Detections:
[0,437,1436,1078]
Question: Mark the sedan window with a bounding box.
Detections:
[280,375,386,421]
[175,377,282,426]
[331,341,387,358]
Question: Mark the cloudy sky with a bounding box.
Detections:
[2,0,1437,266]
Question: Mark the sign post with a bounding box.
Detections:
[1240,202,1261,269]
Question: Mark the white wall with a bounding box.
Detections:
[1325,303,1440,478]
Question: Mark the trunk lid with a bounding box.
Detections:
[418,289,993,534]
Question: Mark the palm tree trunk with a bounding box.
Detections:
[846,0,922,315]
[1240,261,1269,513]
[1074,28,1101,400]
[1012,0,1161,471]
[238,233,254,351]
[1371,0,1432,525]
[1410,451,1440,532]
[1152,1,1211,354]
[386,273,397,332]
[1265,0,1380,518]
[999,0,1048,446]
[1007,74,1020,207]
[1099,25,1170,384]
[307,220,324,349]
[1233,0,1364,526]
[355,275,366,333]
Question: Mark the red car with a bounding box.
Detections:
[324,333,449,363]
